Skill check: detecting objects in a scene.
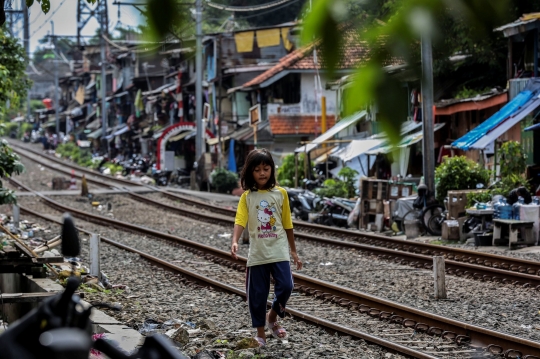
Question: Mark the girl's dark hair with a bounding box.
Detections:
[240,148,277,191]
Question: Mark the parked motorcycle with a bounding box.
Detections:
[121,154,150,176]
[285,188,322,221]
[302,172,326,191]
[151,164,170,186]
[312,198,355,228]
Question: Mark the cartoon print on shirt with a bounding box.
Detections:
[256,200,277,238]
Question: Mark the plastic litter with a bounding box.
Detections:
[192,350,226,359]
[217,233,231,238]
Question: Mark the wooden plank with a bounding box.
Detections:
[0,257,64,265]
[0,292,56,303]
[13,242,38,263]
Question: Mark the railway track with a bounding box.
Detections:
[10,177,540,358]
[10,142,540,289]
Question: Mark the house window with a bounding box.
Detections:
[271,74,301,104]
[471,111,477,124]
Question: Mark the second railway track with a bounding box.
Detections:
[10,141,540,286]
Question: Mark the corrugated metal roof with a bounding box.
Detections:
[452,78,540,150]
[494,15,540,37]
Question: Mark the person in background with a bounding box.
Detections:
[507,186,532,205]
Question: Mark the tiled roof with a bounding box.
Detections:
[242,29,370,88]
[269,114,336,136]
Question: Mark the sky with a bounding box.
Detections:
[8,0,143,55]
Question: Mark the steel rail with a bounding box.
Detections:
[9,141,143,189]
[10,170,540,288]
[22,208,437,359]
[12,178,540,358]
[159,190,540,279]
[107,186,540,287]
[13,140,540,279]
[10,145,540,286]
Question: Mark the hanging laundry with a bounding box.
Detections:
[234,31,255,53]
[281,27,294,51]
[256,28,281,48]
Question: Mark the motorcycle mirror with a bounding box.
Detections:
[61,213,80,258]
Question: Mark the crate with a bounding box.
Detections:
[361,213,377,230]
[361,179,388,200]
[388,183,415,199]
[447,189,487,219]
[363,199,383,214]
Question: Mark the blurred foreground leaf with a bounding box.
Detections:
[302,0,512,146]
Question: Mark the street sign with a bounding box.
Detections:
[249,104,261,127]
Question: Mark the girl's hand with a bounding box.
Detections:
[231,242,238,260]
[291,252,302,270]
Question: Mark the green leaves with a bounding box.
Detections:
[146,0,181,41]
[35,0,50,14]
[210,168,239,193]
[302,0,348,76]
[0,28,30,119]
[435,156,490,202]
[277,153,313,186]
[498,141,526,178]
[302,0,511,146]
[26,0,34,7]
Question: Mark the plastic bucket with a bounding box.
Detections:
[474,233,493,246]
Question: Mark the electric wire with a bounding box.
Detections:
[219,0,302,20]
[206,0,296,12]
[29,0,68,37]
[29,6,43,25]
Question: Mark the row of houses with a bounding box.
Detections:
[24,14,540,188]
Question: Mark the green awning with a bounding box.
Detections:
[87,128,103,139]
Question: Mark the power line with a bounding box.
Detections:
[230,0,302,19]
[30,0,68,37]
[206,0,295,12]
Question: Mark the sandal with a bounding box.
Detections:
[266,320,288,339]
[254,336,266,347]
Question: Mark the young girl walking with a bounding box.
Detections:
[230,148,302,347]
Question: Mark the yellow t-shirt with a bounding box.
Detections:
[234,186,293,267]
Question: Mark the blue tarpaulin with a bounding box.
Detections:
[228,139,237,173]
[452,79,540,150]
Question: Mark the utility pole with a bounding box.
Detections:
[52,21,59,136]
[421,34,435,193]
[22,0,30,120]
[100,2,108,156]
[195,0,204,161]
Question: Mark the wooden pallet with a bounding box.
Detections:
[361,179,388,200]
[363,199,384,215]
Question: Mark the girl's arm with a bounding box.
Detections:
[230,224,244,260]
[232,192,249,260]
[285,229,302,270]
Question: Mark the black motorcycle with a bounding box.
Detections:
[313,198,355,228]
[286,188,321,221]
